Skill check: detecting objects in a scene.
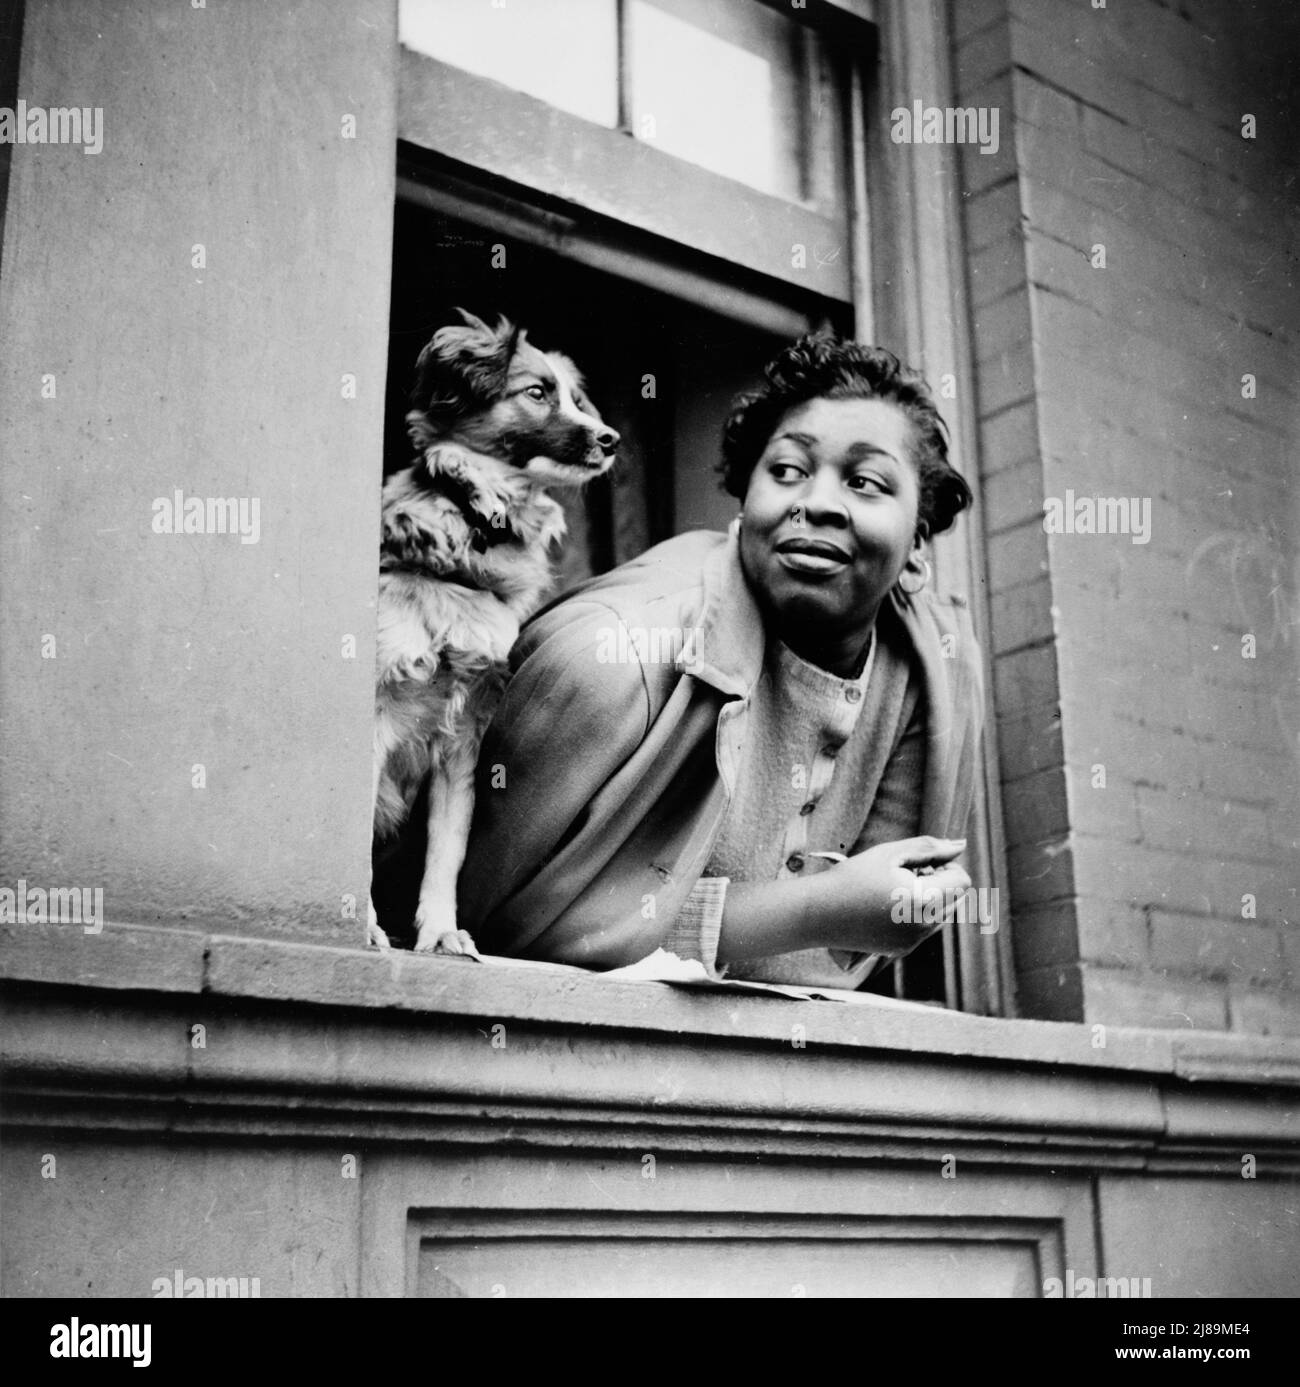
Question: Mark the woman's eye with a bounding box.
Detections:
[847,474,886,493]
[768,461,807,481]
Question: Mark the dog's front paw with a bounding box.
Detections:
[413,903,482,960]
[366,914,392,950]
[417,928,482,960]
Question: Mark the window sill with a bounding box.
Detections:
[3,920,1299,1080]
[3,922,1298,1172]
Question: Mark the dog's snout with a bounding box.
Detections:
[596,427,620,455]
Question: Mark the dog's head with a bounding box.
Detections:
[407,309,618,484]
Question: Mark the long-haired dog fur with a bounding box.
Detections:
[370,309,618,954]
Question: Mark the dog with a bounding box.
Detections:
[369,310,618,954]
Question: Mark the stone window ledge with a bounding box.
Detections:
[4,920,1298,1088]
[4,923,1299,1179]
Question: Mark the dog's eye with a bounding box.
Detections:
[523,385,546,401]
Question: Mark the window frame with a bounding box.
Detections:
[397,0,866,304]
[865,0,1016,1017]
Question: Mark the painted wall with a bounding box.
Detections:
[0,0,395,941]
[955,0,1300,1032]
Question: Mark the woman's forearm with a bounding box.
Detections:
[714,839,971,965]
[715,874,839,964]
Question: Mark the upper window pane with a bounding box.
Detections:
[399,0,619,129]
[628,0,810,201]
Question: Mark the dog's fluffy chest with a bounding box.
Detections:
[375,448,569,688]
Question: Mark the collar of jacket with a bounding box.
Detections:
[674,518,766,698]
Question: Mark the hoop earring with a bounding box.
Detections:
[897,558,932,596]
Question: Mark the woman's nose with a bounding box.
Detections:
[800,469,849,523]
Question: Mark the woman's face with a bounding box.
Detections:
[739,396,923,663]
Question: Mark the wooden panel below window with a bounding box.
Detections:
[414,1211,1046,1298]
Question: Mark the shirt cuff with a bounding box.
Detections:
[667,876,730,978]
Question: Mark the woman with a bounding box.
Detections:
[457,332,984,985]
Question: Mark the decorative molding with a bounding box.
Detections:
[405,1209,1060,1298]
[365,1156,1090,1297]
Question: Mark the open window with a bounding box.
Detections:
[386,0,996,1013]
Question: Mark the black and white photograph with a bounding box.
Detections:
[0,0,1297,1334]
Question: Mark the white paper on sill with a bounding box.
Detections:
[478,949,938,1009]
[601,948,713,983]
[596,947,940,1010]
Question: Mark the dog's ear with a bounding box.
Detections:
[408,311,520,445]
[452,307,493,334]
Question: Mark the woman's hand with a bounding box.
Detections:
[715,835,971,966]
[809,836,971,956]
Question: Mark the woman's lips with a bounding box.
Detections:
[775,537,851,575]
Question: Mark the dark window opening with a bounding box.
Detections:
[383,156,951,1006]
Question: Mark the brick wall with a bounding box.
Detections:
[951,0,1300,1033]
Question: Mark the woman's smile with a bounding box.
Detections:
[774,534,853,575]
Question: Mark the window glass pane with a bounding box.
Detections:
[399,0,619,129]
[628,0,809,201]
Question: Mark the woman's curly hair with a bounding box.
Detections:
[720,332,973,537]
